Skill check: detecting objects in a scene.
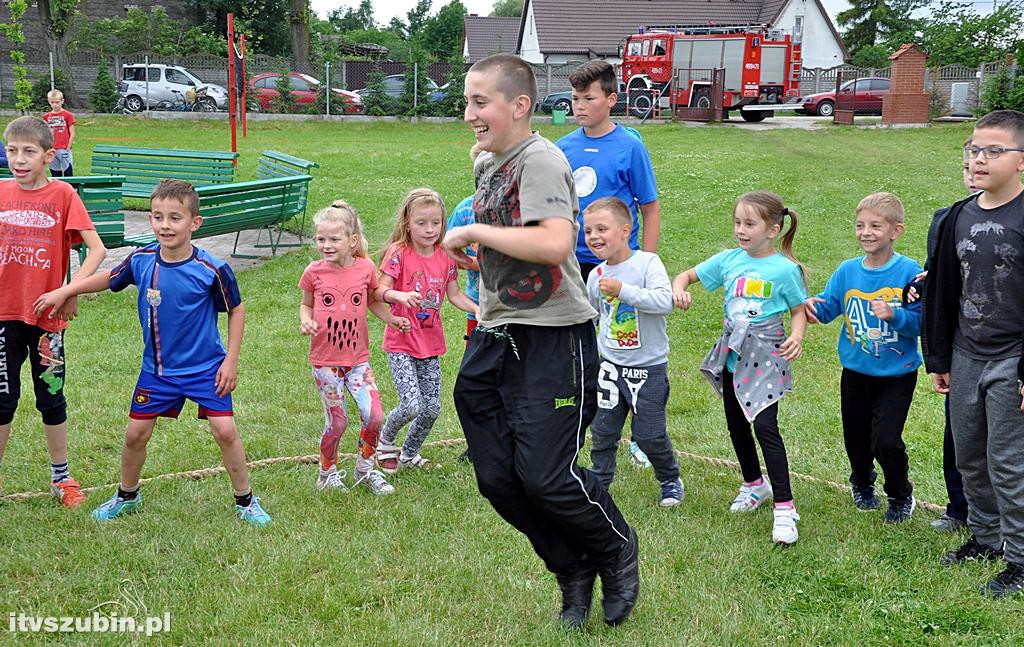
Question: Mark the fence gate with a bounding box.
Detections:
[672,68,724,122]
[832,68,861,125]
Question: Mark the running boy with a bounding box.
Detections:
[922,109,1024,597]
[444,54,638,629]
[43,90,75,177]
[583,197,683,507]
[811,192,922,524]
[0,116,105,506]
[35,179,271,527]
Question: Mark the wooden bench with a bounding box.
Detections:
[91,145,238,199]
[123,174,313,257]
[257,150,319,245]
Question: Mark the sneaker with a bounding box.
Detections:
[772,507,800,545]
[91,493,142,521]
[316,470,349,492]
[628,441,652,469]
[51,478,87,509]
[659,478,685,507]
[555,564,597,629]
[236,497,272,527]
[729,477,773,512]
[598,527,640,626]
[355,469,395,495]
[941,536,1004,567]
[376,444,399,475]
[851,486,881,512]
[883,496,916,524]
[931,514,967,533]
[982,562,1024,598]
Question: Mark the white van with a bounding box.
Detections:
[118,64,229,111]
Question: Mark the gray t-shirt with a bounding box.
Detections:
[472,133,596,327]
[587,251,673,367]
[952,190,1024,359]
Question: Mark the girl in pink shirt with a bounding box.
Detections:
[299,201,409,495]
[375,188,478,472]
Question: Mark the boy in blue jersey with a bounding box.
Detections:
[34,179,271,527]
[810,192,922,524]
[558,59,660,470]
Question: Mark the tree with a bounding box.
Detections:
[399,51,433,115]
[419,1,467,60]
[836,0,924,59]
[363,67,392,115]
[387,16,408,38]
[490,0,523,17]
[88,64,120,112]
[406,0,433,40]
[182,0,290,57]
[436,51,467,117]
[919,1,1024,68]
[71,7,227,57]
[37,0,81,107]
[270,69,298,113]
[0,0,32,111]
[328,0,375,32]
[289,0,311,70]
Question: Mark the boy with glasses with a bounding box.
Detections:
[922,110,1024,597]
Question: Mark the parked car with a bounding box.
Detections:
[118,64,228,111]
[794,77,890,117]
[353,74,443,101]
[250,72,364,114]
[536,84,641,117]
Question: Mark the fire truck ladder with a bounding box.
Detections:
[643,23,768,35]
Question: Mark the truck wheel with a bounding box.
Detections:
[741,110,769,122]
[553,98,571,115]
[816,100,834,117]
[631,94,653,118]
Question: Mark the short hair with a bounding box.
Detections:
[975,109,1024,147]
[569,60,617,96]
[46,89,64,102]
[3,116,53,149]
[856,192,905,225]
[150,179,199,218]
[469,54,537,109]
[585,196,632,226]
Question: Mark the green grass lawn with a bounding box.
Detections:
[3,116,1021,644]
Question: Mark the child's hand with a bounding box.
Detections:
[598,277,623,299]
[673,289,692,310]
[870,299,894,321]
[779,335,803,361]
[472,305,481,320]
[53,295,79,321]
[389,316,411,333]
[905,271,927,303]
[932,372,950,394]
[805,297,824,324]
[33,288,69,318]
[393,291,423,308]
[215,357,238,397]
[300,317,318,336]
[443,228,475,265]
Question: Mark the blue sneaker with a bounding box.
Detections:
[628,441,652,469]
[236,497,272,527]
[91,493,142,521]
[659,478,685,507]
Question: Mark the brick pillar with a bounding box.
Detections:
[882,44,929,125]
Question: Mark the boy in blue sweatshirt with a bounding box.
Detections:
[811,192,922,524]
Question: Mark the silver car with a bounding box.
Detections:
[118,64,229,111]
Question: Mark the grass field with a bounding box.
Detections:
[3,116,1021,645]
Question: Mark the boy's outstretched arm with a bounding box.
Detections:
[33,269,113,318]
[53,230,108,320]
[442,219,574,267]
[216,303,244,397]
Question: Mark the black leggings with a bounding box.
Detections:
[722,368,792,503]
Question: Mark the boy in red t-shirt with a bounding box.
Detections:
[0,116,105,506]
[44,90,75,177]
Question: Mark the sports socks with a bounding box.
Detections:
[117,484,140,501]
[234,489,253,508]
[50,462,70,483]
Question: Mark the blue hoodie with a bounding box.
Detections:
[815,252,923,377]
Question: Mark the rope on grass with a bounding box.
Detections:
[0,437,943,513]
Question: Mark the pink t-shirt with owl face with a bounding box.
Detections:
[299,257,379,367]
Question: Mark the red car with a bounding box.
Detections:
[795,77,890,117]
[250,72,364,114]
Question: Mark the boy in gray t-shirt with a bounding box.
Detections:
[583,197,682,506]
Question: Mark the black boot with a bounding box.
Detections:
[555,564,597,629]
[599,527,639,626]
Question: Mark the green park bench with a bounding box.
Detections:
[122,174,313,257]
[257,150,319,244]
[63,175,129,252]
[90,145,238,199]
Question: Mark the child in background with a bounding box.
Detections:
[673,190,808,545]
[43,90,75,177]
[299,201,410,495]
[0,116,105,506]
[810,192,922,524]
[375,188,478,472]
[446,145,483,342]
[583,197,683,507]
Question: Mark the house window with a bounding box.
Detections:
[794,16,804,43]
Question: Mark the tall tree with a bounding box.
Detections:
[420,1,467,59]
[289,0,311,70]
[836,0,924,58]
[328,0,375,32]
[183,0,290,57]
[406,0,433,40]
[490,0,523,17]
[37,0,80,107]
[919,1,1024,68]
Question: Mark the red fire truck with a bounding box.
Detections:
[620,25,802,121]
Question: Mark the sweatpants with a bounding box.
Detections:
[840,368,915,500]
[722,368,792,503]
[0,321,67,426]
[949,350,1024,563]
[942,396,969,521]
[312,363,383,475]
[591,360,679,488]
[379,353,441,459]
[454,321,633,575]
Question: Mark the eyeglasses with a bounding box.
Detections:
[963,145,1024,160]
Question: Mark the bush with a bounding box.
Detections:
[269,71,297,113]
[363,67,393,116]
[88,64,120,113]
[436,55,466,118]
[30,69,71,111]
[979,65,1024,113]
[398,59,432,116]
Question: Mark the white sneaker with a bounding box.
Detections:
[355,469,395,495]
[729,477,773,512]
[772,507,800,545]
[628,441,653,469]
[317,469,348,492]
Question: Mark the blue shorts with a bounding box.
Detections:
[129,366,232,420]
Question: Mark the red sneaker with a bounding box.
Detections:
[51,478,87,509]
